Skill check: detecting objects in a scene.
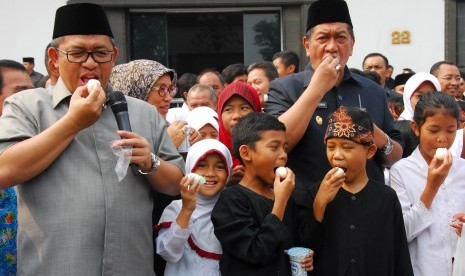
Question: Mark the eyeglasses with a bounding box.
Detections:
[55,48,114,63]
[151,85,177,98]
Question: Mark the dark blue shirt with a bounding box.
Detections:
[266,67,403,189]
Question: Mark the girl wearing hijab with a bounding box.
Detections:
[217,81,261,185]
[397,72,463,157]
[155,139,233,276]
[398,72,441,121]
[110,59,200,149]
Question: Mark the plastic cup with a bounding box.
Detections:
[286,247,310,276]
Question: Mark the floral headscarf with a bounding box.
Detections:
[110,59,177,101]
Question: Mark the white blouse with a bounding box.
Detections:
[390,147,465,276]
[156,197,222,276]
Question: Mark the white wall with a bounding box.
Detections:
[0,0,66,75]
[346,0,444,75]
[0,0,445,76]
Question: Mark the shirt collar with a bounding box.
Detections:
[52,78,72,109]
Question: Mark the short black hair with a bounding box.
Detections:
[221,63,248,84]
[247,61,279,82]
[232,112,286,165]
[197,69,224,85]
[272,50,300,73]
[394,120,418,158]
[177,73,198,100]
[362,52,389,68]
[413,91,460,128]
[0,59,27,92]
[361,70,381,85]
[430,61,457,77]
[350,68,380,85]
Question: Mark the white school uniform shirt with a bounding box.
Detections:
[390,147,465,276]
[156,197,222,276]
[155,139,233,276]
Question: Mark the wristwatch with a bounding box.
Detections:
[382,136,393,155]
[138,153,161,175]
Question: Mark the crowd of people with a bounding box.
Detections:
[0,0,465,276]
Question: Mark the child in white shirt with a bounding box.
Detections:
[155,139,232,276]
[390,91,465,276]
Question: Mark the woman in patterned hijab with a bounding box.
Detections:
[110,59,177,119]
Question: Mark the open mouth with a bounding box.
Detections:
[82,77,99,85]
[203,181,217,188]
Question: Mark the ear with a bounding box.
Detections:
[366,144,377,160]
[288,64,296,74]
[239,144,252,163]
[348,34,355,57]
[410,121,420,137]
[302,36,311,57]
[112,46,119,62]
[48,47,59,64]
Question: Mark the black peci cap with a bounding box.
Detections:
[306,0,353,32]
[52,3,113,39]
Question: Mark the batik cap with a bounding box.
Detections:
[324,106,374,146]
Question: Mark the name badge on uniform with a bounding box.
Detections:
[317,102,327,109]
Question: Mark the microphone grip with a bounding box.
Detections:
[114,111,139,175]
[114,111,132,132]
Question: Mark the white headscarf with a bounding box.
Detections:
[159,139,232,255]
[399,72,441,121]
[187,107,219,132]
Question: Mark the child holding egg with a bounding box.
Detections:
[390,91,465,276]
[211,112,314,276]
[155,139,233,276]
[309,106,413,275]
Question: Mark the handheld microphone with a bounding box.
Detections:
[108,91,139,176]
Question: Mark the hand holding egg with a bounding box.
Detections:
[435,148,448,161]
[87,79,101,92]
[333,167,345,178]
[275,166,287,179]
[186,173,206,191]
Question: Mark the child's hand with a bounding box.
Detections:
[316,167,345,205]
[273,167,295,204]
[227,165,244,186]
[313,167,345,222]
[427,151,453,192]
[180,175,201,212]
[451,213,465,236]
[300,249,314,271]
[188,128,202,146]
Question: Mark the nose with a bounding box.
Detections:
[279,147,288,162]
[436,136,447,145]
[163,92,173,102]
[82,54,98,68]
[325,38,337,52]
[332,148,344,160]
[205,167,215,176]
[231,110,242,121]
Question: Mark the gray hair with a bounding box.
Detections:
[50,36,115,48]
[188,84,217,102]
